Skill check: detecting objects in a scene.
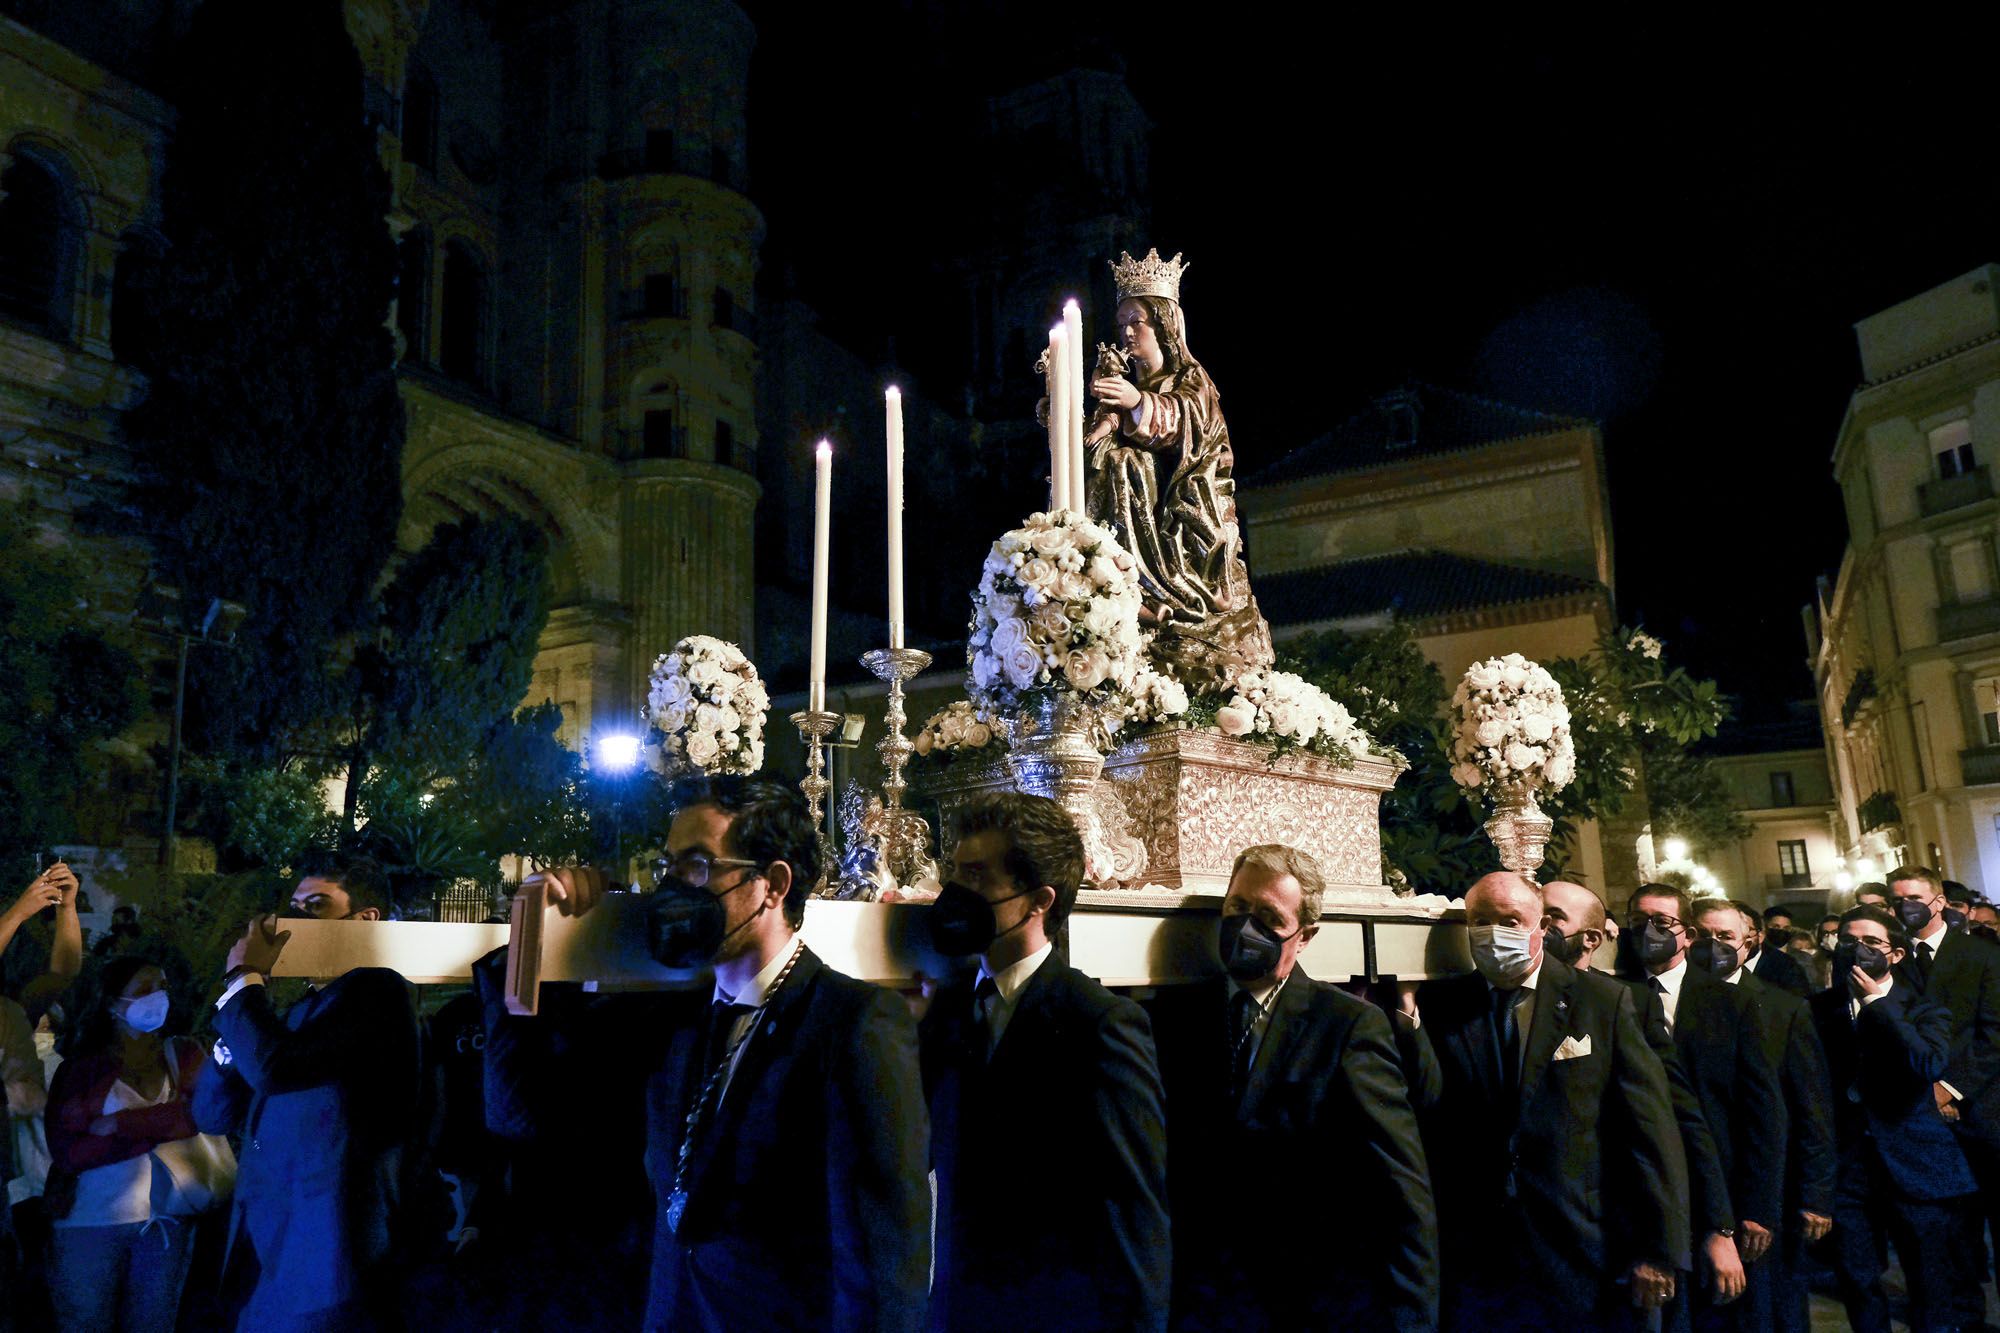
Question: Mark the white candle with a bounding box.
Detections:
[810,438,831,712]
[1064,299,1086,514]
[1047,325,1070,513]
[885,386,905,650]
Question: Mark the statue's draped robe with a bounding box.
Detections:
[1089,360,1251,624]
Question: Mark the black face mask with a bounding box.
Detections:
[1895,897,1935,933]
[928,881,1035,958]
[1833,939,1894,981]
[648,874,763,969]
[1218,914,1297,981]
[1617,921,1680,975]
[1944,907,1969,929]
[1544,925,1591,967]
[1687,937,1740,977]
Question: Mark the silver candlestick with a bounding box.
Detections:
[860,646,934,885]
[790,708,842,892]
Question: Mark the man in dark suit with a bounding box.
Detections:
[1692,898,1836,1333]
[1811,904,1978,1333]
[478,777,932,1333]
[191,854,422,1332]
[921,791,1170,1333]
[1890,862,2000,1325]
[1146,842,1436,1331]
[1745,906,1812,998]
[1617,884,1784,1329]
[1410,871,1688,1329]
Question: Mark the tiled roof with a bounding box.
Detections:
[1244,382,1594,487]
[1256,549,1602,628]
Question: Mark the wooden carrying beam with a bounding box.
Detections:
[267,898,1469,1013]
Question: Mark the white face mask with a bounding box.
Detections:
[116,991,170,1034]
[1469,924,1539,984]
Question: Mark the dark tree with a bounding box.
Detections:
[345,514,553,831]
[0,506,143,886]
[121,0,404,759]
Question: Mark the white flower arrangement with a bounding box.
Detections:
[913,699,1002,760]
[1626,630,1664,660]
[1212,667,1375,764]
[1448,652,1576,796]
[645,635,769,776]
[966,509,1147,711]
[1114,663,1191,728]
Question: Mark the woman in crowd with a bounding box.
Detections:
[43,956,209,1333]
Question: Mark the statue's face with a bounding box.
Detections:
[1116,298,1164,374]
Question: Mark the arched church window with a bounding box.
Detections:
[396,228,430,364]
[0,152,72,338]
[440,240,488,387]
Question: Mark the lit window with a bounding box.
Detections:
[1778,840,1810,887]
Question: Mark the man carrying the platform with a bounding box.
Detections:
[921,790,1171,1332]
[192,852,423,1332]
[1145,842,1437,1330]
[475,776,931,1333]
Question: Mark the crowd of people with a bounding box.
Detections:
[4,783,2000,1332]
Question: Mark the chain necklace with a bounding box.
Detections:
[663,941,806,1236]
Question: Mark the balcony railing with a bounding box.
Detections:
[1939,597,2000,641]
[1963,746,2000,786]
[1920,465,1993,517]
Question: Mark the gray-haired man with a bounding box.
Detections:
[1144,843,1438,1330]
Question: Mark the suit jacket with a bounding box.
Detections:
[922,953,1170,1333]
[1737,972,1836,1224]
[480,943,930,1333]
[1659,966,1786,1232]
[1145,970,1437,1332]
[1411,957,1689,1318]
[191,968,422,1330]
[1915,924,2000,1150]
[1624,981,1733,1240]
[1750,946,1812,999]
[1808,981,1976,1202]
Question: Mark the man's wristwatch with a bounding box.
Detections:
[1712,1227,1736,1239]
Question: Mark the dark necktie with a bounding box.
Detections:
[1917,939,1936,981]
[706,999,754,1069]
[1649,976,1672,1034]
[1490,985,1523,1096]
[1229,988,1260,1095]
[973,977,1000,1057]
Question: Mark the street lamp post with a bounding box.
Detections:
[597,731,642,879]
[133,588,246,869]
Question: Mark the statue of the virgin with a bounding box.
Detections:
[1085,249,1274,691]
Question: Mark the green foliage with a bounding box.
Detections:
[104,867,292,1015]
[120,0,405,758]
[180,756,336,871]
[0,506,144,884]
[344,515,554,821]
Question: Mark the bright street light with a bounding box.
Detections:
[1662,837,1689,863]
[598,732,642,772]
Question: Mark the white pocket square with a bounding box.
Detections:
[1552,1034,1593,1061]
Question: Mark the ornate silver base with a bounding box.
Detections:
[1483,787,1554,876]
[790,708,842,893]
[860,647,937,888]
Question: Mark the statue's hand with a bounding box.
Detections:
[1091,376,1140,410]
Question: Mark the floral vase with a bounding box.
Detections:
[1003,692,1118,883]
[1484,780,1555,876]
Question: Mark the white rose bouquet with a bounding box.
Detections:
[1212,667,1376,764]
[1110,663,1191,730]
[645,635,769,776]
[913,699,1004,764]
[1448,652,1576,796]
[966,510,1146,713]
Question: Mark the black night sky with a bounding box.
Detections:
[747,7,2000,716]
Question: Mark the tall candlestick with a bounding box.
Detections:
[810,438,831,712]
[885,386,905,650]
[1064,299,1086,515]
[1047,325,1070,513]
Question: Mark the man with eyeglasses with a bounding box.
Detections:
[1614,883,1783,1330]
[192,851,422,1331]
[475,776,930,1333]
[1888,862,2000,1327]
[1809,904,1976,1333]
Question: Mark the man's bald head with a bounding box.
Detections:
[1543,880,1606,932]
[1465,871,1544,926]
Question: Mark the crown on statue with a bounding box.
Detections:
[1111,248,1189,304]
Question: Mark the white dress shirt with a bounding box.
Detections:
[975,941,1053,1055]
[1849,972,1894,1023]
[1491,961,1542,1067]
[1649,957,1689,1032]
[712,935,805,1095]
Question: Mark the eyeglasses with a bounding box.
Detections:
[1628,913,1684,933]
[652,851,763,889]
